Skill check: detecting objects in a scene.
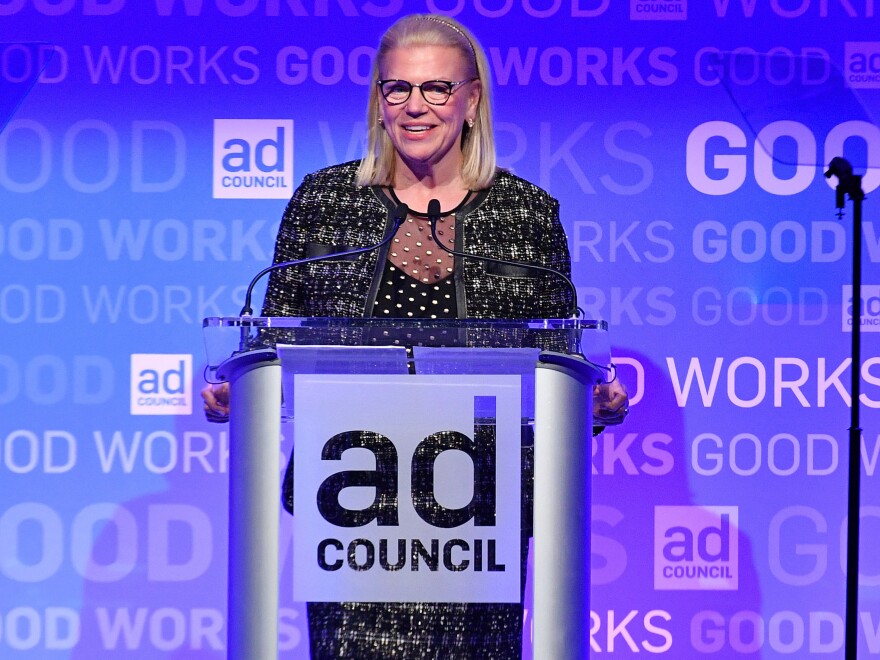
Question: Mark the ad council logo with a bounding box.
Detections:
[292,374,522,603]
[654,505,738,590]
[130,354,192,415]
[844,42,880,89]
[843,285,880,332]
[213,119,293,199]
[630,0,686,20]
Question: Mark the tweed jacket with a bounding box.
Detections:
[263,161,575,659]
[261,160,574,320]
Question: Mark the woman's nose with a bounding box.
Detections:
[404,87,428,114]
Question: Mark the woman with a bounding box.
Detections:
[204,13,627,658]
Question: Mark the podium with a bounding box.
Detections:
[203,316,609,659]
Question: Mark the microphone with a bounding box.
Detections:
[426,199,579,318]
[825,156,854,211]
[238,203,409,316]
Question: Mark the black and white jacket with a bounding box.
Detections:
[261,160,574,320]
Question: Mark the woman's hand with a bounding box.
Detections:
[201,382,230,422]
[593,378,629,426]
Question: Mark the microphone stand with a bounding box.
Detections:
[824,157,864,660]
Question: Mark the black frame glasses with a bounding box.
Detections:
[377,78,478,106]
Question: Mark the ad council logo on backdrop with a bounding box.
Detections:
[843,284,880,331]
[213,119,293,199]
[130,354,193,415]
[654,505,739,591]
[844,42,880,89]
[630,0,686,20]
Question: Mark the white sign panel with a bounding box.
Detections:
[292,374,522,603]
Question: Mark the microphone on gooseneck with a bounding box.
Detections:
[238,203,410,316]
[426,198,580,318]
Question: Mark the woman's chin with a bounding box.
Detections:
[396,146,460,174]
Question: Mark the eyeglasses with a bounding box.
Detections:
[377,78,478,106]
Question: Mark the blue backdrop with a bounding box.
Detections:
[2,1,879,657]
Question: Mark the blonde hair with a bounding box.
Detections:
[355,14,496,190]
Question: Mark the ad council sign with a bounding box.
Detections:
[292,374,522,603]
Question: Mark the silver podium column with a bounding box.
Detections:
[219,350,282,660]
[534,355,594,659]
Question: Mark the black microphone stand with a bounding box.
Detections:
[824,157,864,660]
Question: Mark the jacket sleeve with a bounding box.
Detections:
[259,172,319,318]
[541,195,575,316]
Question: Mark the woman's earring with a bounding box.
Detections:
[467,118,474,128]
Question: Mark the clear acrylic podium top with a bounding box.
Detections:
[204,317,608,370]
[203,317,610,422]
